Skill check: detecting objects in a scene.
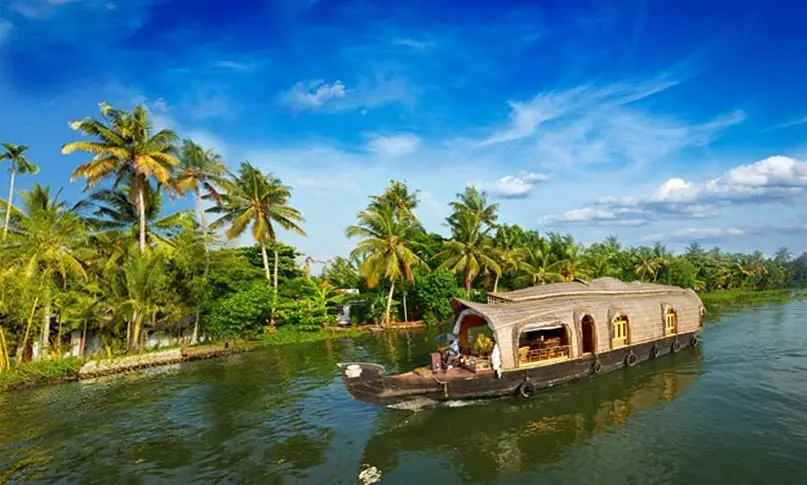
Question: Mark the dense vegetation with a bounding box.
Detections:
[1,102,806,372]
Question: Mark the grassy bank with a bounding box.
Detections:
[700,288,807,317]
[0,358,82,393]
[261,326,371,346]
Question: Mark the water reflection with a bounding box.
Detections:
[361,348,703,483]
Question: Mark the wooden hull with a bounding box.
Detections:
[338,331,701,409]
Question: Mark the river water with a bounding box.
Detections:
[2,300,807,484]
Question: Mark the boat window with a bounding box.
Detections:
[517,325,571,367]
[611,314,630,348]
[664,307,678,335]
[581,315,595,354]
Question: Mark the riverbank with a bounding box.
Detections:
[1,288,803,394]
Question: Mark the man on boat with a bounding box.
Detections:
[491,342,502,379]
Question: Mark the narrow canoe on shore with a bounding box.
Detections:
[338,277,705,409]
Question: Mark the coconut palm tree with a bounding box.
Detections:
[491,225,526,292]
[3,184,87,360]
[209,162,306,294]
[122,251,169,351]
[448,185,498,231]
[369,179,420,223]
[346,204,427,326]
[0,143,39,240]
[436,211,501,294]
[518,244,564,286]
[62,102,180,254]
[177,140,227,269]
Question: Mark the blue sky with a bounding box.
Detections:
[3,0,807,265]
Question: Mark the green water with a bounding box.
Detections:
[2,300,807,484]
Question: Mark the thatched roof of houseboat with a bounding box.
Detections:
[452,277,697,332]
[486,277,679,303]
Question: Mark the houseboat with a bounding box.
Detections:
[338,277,705,408]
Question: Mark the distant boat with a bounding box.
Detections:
[338,277,705,408]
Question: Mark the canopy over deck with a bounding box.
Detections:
[485,277,681,304]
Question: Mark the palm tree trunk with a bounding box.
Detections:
[384,279,396,327]
[402,292,408,322]
[192,190,209,346]
[271,240,281,327]
[39,299,51,360]
[137,181,147,254]
[131,312,143,353]
[465,271,472,296]
[0,326,10,372]
[17,295,39,365]
[493,274,500,293]
[2,168,15,240]
[81,321,87,357]
[259,241,271,280]
[127,310,136,352]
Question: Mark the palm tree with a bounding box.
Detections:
[62,102,180,254]
[518,245,564,286]
[210,162,306,297]
[0,143,39,240]
[369,179,420,223]
[122,251,169,351]
[177,140,227,267]
[3,184,87,360]
[491,225,525,292]
[558,242,590,281]
[437,211,501,294]
[448,185,498,231]
[346,205,427,326]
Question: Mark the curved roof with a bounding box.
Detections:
[486,277,679,303]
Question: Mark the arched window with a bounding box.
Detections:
[611,314,629,348]
[665,307,678,335]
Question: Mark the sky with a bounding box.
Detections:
[2,0,807,268]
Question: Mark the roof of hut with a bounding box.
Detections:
[486,277,678,303]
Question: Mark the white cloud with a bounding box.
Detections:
[277,72,415,113]
[641,227,747,243]
[767,115,807,131]
[8,0,90,19]
[545,155,807,226]
[279,79,348,110]
[493,171,552,198]
[365,133,421,158]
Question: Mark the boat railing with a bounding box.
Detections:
[520,345,571,364]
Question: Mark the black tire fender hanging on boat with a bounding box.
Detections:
[591,360,603,375]
[518,381,536,398]
[649,343,659,359]
[671,340,681,353]
[691,334,700,347]
[625,352,638,367]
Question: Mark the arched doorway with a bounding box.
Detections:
[581,315,595,354]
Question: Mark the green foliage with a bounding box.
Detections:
[412,269,459,325]
[0,358,82,393]
[206,280,274,339]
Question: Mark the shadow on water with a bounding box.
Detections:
[361,347,704,483]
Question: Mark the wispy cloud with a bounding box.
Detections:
[393,38,434,50]
[473,73,744,170]
[277,73,415,113]
[0,18,12,46]
[492,171,553,199]
[766,115,807,131]
[278,79,349,110]
[365,133,421,158]
[545,155,807,226]
[641,227,747,243]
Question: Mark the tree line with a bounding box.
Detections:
[1,102,805,369]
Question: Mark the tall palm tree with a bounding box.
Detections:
[437,211,501,294]
[210,162,306,291]
[176,140,227,343]
[346,204,427,326]
[447,185,498,231]
[0,143,39,240]
[62,102,180,254]
[3,184,87,360]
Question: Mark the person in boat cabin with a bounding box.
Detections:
[491,342,501,378]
